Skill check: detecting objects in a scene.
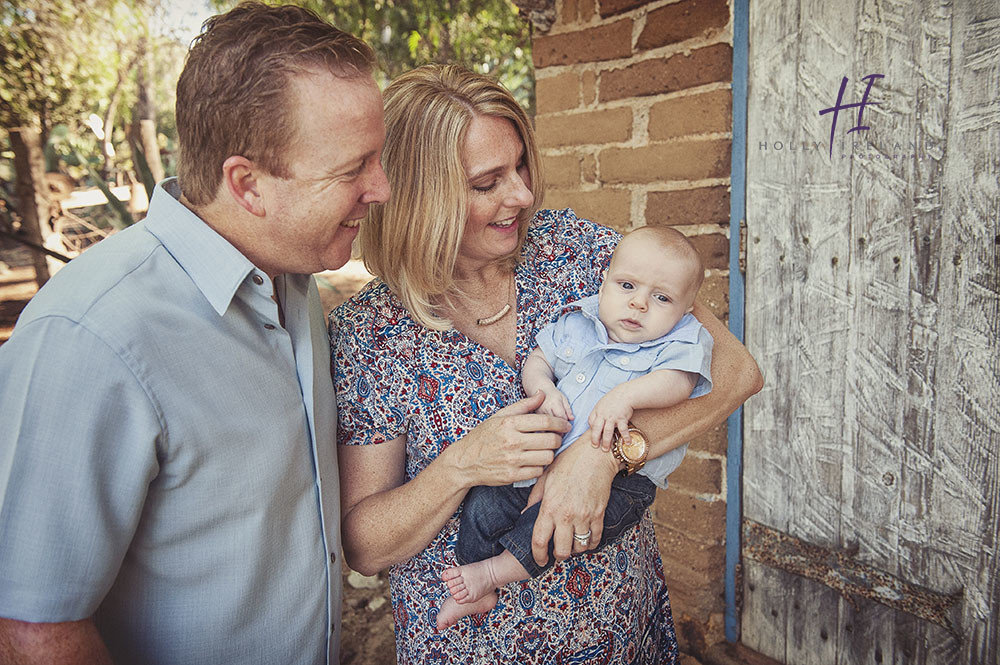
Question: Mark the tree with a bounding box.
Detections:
[211,0,535,113]
[0,0,152,285]
[0,0,167,282]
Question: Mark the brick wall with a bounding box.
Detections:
[531,0,734,653]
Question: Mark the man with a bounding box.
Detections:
[0,3,389,663]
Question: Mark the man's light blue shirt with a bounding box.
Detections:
[520,294,712,490]
[0,180,340,664]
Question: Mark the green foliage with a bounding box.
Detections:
[0,0,182,228]
[210,0,535,114]
[0,0,146,134]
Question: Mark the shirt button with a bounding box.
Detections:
[263,323,276,330]
[621,357,630,365]
[575,372,586,383]
[252,274,264,285]
[564,348,573,357]
[330,551,337,565]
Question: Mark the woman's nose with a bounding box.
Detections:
[362,160,391,204]
[506,173,534,209]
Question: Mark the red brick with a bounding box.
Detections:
[688,232,728,270]
[599,0,651,18]
[655,523,726,620]
[661,557,725,615]
[582,154,598,183]
[646,185,730,227]
[542,154,582,187]
[582,70,597,105]
[689,421,727,456]
[669,455,723,495]
[579,0,596,22]
[696,272,729,321]
[599,43,733,102]
[651,491,725,543]
[637,0,730,50]
[600,139,731,183]
[536,72,580,114]
[648,89,732,141]
[534,19,633,68]
[536,107,632,148]
[543,187,630,230]
[562,0,580,23]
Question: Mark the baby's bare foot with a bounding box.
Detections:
[436,591,498,630]
[441,560,500,605]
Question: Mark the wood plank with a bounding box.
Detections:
[741,560,788,662]
[743,0,1000,660]
[933,1,1000,661]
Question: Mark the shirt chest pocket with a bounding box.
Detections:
[596,351,657,392]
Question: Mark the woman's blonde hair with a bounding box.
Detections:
[360,64,544,330]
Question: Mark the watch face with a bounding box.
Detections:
[621,431,648,462]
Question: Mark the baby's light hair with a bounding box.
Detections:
[612,226,705,302]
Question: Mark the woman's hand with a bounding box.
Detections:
[448,391,569,488]
[529,435,619,566]
[339,391,568,575]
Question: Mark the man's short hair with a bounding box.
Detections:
[176,2,376,205]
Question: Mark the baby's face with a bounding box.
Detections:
[598,239,698,344]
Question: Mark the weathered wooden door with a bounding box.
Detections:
[742,0,1000,663]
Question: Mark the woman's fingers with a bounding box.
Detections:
[509,413,571,436]
[587,518,604,551]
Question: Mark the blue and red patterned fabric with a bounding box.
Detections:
[331,209,679,664]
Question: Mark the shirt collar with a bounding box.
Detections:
[566,294,701,347]
[144,178,258,316]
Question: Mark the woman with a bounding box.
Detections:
[331,65,762,664]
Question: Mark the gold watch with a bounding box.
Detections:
[612,423,649,475]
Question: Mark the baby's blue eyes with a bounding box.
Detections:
[618,281,671,303]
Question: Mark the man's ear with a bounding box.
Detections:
[222,155,266,217]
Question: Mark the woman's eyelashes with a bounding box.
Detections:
[471,159,526,194]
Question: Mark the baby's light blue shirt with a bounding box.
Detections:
[520,294,713,489]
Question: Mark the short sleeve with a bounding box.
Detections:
[532,316,563,368]
[330,293,408,446]
[651,320,714,398]
[0,317,161,621]
[521,209,621,308]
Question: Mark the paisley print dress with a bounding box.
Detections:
[331,209,679,665]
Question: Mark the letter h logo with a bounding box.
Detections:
[819,74,884,158]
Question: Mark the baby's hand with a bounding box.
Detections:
[588,392,634,451]
[536,388,573,421]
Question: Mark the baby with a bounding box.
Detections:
[437,226,713,629]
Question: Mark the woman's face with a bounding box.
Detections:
[456,114,534,272]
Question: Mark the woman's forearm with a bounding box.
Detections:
[340,443,471,575]
[632,300,763,458]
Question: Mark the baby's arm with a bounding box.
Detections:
[588,369,698,450]
[522,348,573,421]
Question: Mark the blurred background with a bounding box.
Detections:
[0,0,534,343]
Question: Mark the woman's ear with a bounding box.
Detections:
[222,155,266,217]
